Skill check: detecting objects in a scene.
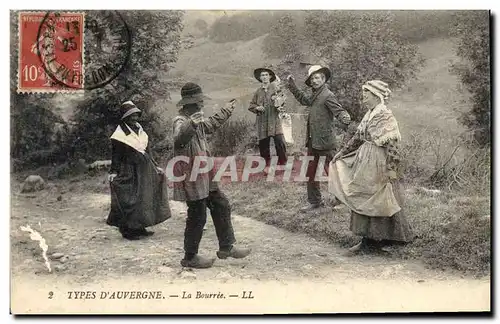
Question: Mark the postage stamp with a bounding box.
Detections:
[9,9,491,315]
[18,11,85,93]
[17,10,131,93]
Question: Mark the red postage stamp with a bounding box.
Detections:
[18,12,85,93]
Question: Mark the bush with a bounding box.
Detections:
[321,12,425,121]
[209,118,256,156]
[450,11,490,147]
[262,13,299,59]
[399,128,490,195]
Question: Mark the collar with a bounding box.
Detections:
[311,83,327,93]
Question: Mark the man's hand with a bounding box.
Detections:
[190,112,204,126]
[222,100,236,114]
[108,173,117,182]
[255,106,265,113]
[157,167,165,175]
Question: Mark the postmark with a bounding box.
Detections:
[18,11,84,93]
[38,10,131,91]
[80,11,131,90]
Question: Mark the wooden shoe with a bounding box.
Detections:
[217,246,251,259]
[180,255,216,269]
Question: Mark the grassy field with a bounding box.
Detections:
[221,180,490,277]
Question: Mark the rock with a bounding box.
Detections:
[21,175,45,193]
[180,271,197,279]
[417,279,425,283]
[59,256,69,263]
[302,264,313,271]
[51,252,64,259]
[57,195,62,201]
[157,266,174,274]
[55,264,67,272]
[215,271,232,280]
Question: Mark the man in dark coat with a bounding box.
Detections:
[249,67,287,168]
[286,66,351,212]
[107,101,171,240]
[172,82,251,269]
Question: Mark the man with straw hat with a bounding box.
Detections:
[249,66,288,170]
[286,65,351,212]
[172,82,251,269]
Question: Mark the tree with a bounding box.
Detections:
[303,11,425,121]
[67,10,184,162]
[263,13,299,59]
[450,11,490,147]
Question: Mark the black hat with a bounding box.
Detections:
[176,82,211,107]
[254,67,277,83]
[120,101,142,120]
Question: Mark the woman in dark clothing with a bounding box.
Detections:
[107,101,171,240]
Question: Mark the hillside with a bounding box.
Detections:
[165,35,468,138]
[46,31,469,143]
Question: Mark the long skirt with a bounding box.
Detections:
[350,181,414,242]
[329,141,414,242]
[107,153,171,230]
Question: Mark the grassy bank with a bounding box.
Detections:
[222,180,490,278]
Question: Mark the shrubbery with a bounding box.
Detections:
[10,10,184,172]
[450,11,490,147]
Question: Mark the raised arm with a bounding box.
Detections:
[287,79,313,106]
[200,104,234,134]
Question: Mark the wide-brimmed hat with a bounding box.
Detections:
[120,101,142,120]
[176,82,211,107]
[305,65,332,87]
[254,67,277,83]
[362,80,392,104]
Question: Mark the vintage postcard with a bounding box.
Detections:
[9,9,491,315]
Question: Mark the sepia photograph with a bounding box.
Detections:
[8,7,491,315]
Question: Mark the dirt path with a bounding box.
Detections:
[10,186,491,313]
